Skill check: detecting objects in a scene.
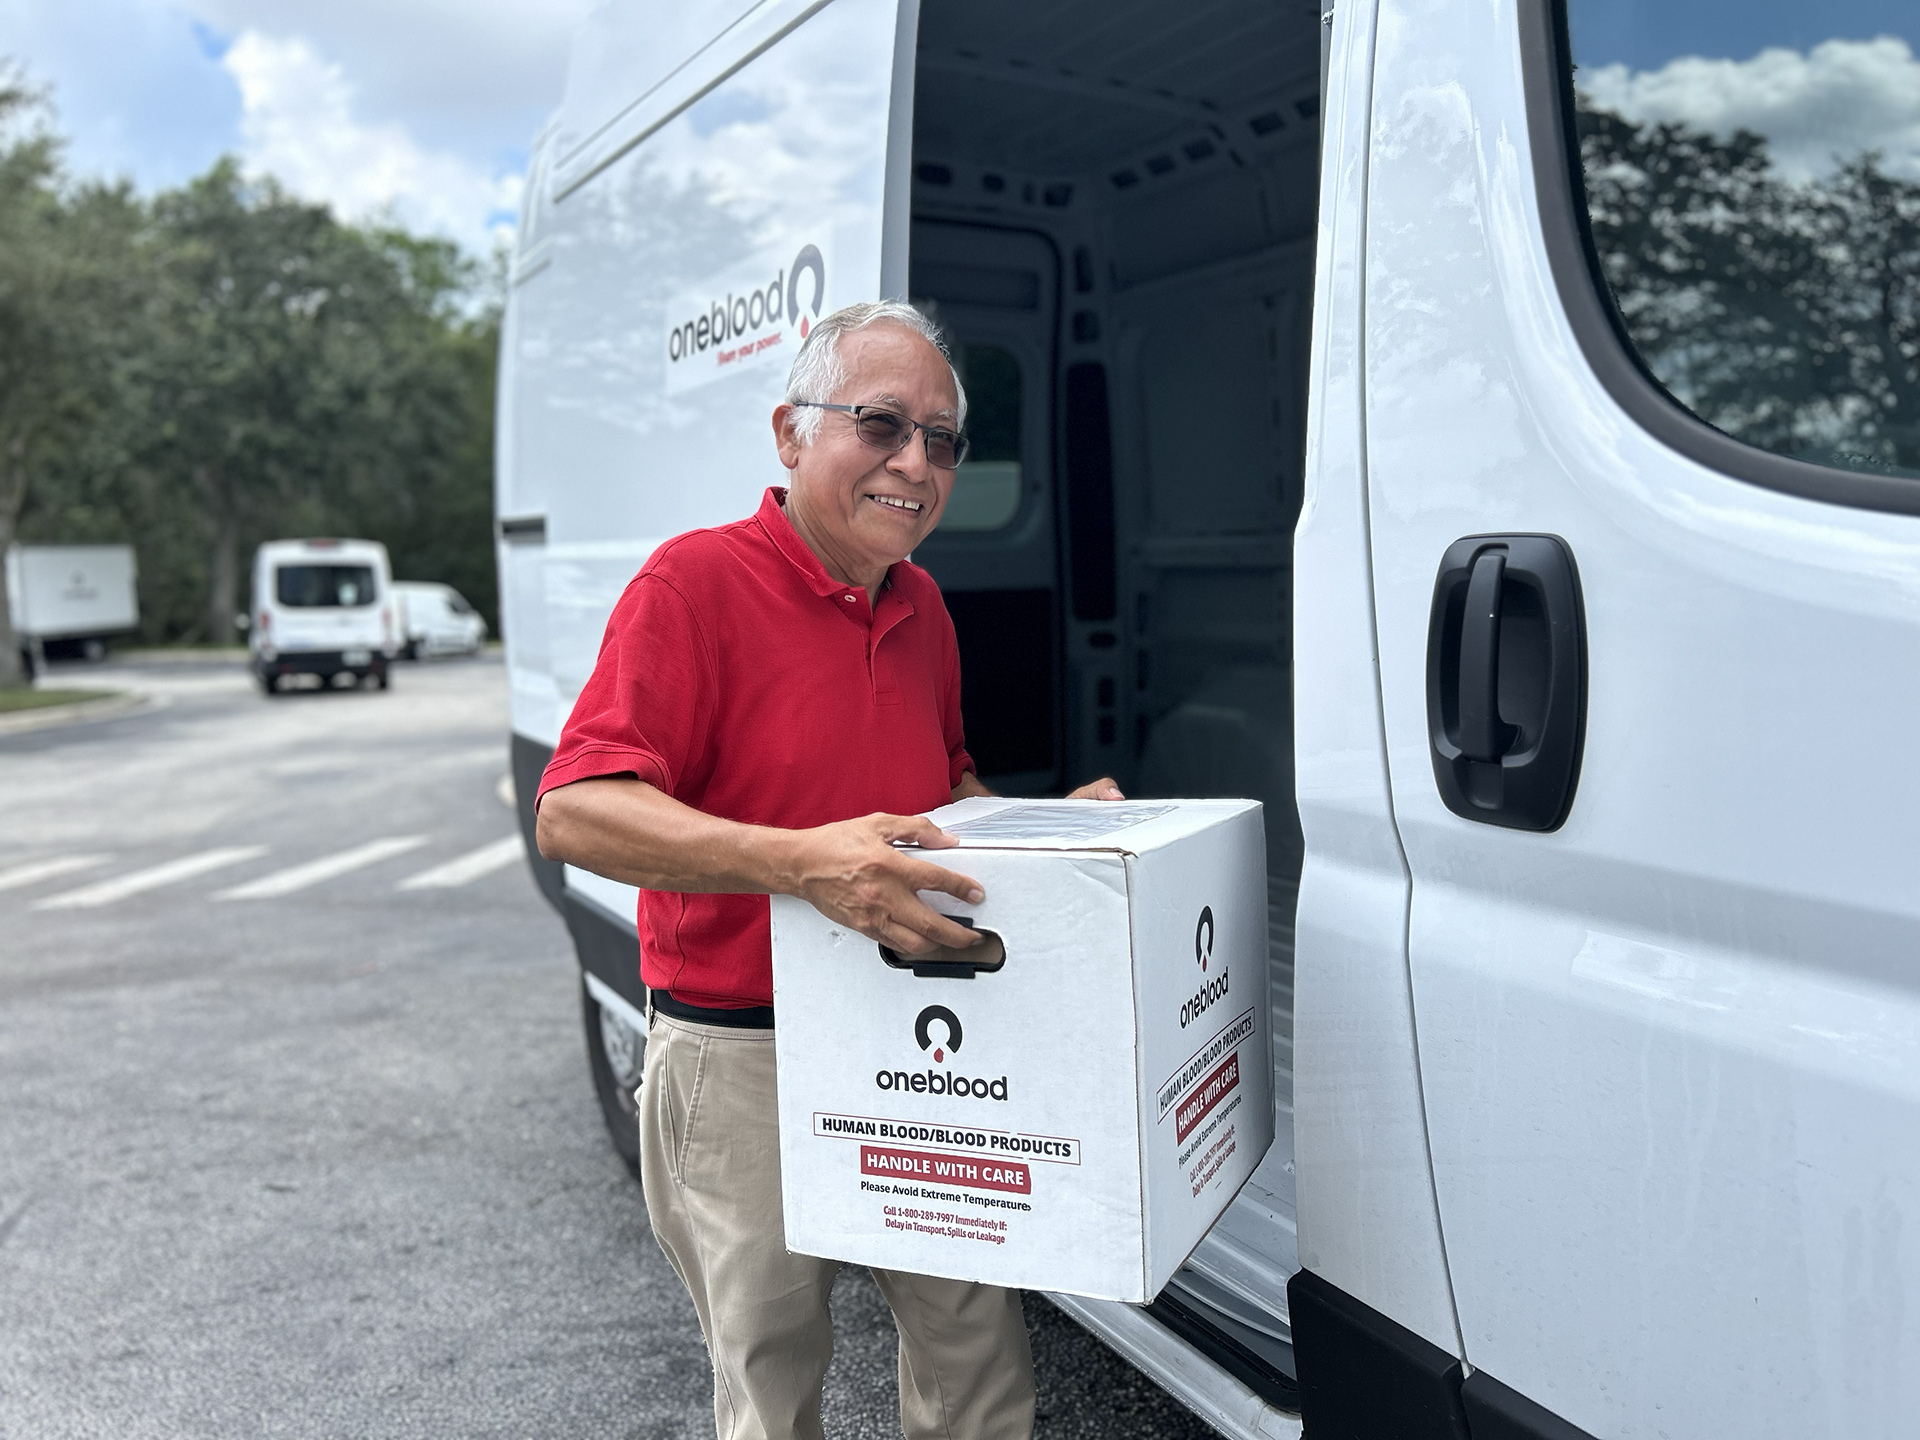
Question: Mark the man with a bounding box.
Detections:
[534,300,1123,1440]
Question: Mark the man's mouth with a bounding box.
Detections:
[867,494,924,514]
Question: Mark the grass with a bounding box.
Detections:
[0,687,121,714]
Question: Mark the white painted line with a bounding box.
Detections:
[215,836,428,901]
[398,835,524,890]
[0,854,113,894]
[494,773,515,809]
[36,847,269,910]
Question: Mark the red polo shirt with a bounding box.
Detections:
[536,487,973,1009]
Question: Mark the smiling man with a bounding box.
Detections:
[534,301,1121,1440]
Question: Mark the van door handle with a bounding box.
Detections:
[1457,550,1516,762]
[1426,534,1586,830]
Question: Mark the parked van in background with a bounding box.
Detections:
[248,539,398,693]
[392,581,487,659]
[494,0,1920,1436]
[6,543,139,670]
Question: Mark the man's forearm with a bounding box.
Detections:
[535,776,801,895]
[951,771,993,801]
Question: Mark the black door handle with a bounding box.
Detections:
[1426,535,1586,831]
[1457,550,1516,762]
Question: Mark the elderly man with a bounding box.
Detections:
[535,300,1122,1440]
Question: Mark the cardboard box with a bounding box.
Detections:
[771,797,1272,1303]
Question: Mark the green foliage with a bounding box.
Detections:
[2,82,501,649]
[1577,101,1920,479]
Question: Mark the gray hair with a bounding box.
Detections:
[783,301,968,443]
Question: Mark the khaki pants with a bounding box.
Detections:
[639,1013,1037,1440]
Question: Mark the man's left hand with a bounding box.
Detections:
[1067,777,1125,801]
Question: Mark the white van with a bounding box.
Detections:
[248,539,398,693]
[392,581,487,659]
[495,1,1920,1436]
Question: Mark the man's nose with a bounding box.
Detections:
[886,438,937,484]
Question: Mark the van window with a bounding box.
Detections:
[277,565,376,608]
[1567,1,1920,484]
[939,344,1023,532]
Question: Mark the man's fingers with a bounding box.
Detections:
[878,919,940,957]
[875,814,958,850]
[904,857,985,909]
[897,896,986,951]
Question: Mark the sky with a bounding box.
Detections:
[0,0,592,256]
[1570,0,1920,182]
[1,0,1916,258]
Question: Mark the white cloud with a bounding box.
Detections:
[1579,37,1920,184]
[190,0,594,155]
[222,30,522,255]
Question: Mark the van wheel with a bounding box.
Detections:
[582,980,644,1179]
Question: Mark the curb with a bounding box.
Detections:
[0,691,151,737]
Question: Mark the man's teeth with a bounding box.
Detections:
[871,495,923,512]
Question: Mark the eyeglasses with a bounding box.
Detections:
[793,403,971,470]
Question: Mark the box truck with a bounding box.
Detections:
[5,544,139,665]
[494,0,1920,1435]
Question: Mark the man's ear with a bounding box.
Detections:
[771,405,804,471]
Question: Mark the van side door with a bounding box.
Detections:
[1361,1,1920,1436]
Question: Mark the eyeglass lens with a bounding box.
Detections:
[852,409,968,470]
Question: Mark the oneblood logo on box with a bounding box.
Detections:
[875,1004,1009,1100]
[664,241,828,396]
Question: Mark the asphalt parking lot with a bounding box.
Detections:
[0,652,1215,1439]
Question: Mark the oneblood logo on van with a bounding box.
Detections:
[664,241,828,396]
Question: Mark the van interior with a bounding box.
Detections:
[905,0,1322,1386]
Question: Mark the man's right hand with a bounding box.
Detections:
[784,813,986,957]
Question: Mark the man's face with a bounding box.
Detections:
[774,324,960,582]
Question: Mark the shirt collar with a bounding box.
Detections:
[755,486,897,600]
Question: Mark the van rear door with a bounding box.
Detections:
[909,222,1062,791]
[1359,2,1920,1436]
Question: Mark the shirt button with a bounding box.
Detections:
[844,595,856,602]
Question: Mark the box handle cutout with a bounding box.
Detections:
[879,919,1005,979]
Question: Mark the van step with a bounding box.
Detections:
[1144,1287,1300,1413]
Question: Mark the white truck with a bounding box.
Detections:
[247,538,399,693]
[494,0,1920,1436]
[5,543,139,666]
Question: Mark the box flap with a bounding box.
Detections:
[921,797,1260,854]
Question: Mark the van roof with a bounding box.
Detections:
[255,538,390,561]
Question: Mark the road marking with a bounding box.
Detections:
[495,773,515,809]
[398,835,524,890]
[215,836,428,900]
[0,854,113,894]
[36,847,269,909]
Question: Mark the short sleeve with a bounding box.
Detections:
[940,605,975,791]
[536,572,715,807]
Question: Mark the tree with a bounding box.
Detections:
[5,86,503,653]
[0,73,86,683]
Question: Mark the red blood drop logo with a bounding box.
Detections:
[800,315,810,339]
[933,1048,944,1062]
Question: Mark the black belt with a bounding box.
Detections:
[651,990,775,1030]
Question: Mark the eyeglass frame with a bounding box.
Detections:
[790,402,971,470]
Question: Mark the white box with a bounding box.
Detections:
[771,797,1273,1303]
